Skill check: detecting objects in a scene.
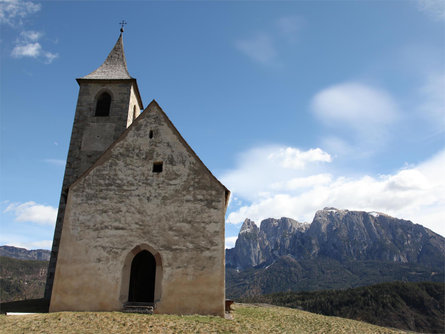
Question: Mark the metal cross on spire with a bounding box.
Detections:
[119,20,127,33]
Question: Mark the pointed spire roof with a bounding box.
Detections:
[81,32,132,80]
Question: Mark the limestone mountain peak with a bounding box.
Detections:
[240,218,259,234]
[226,209,445,270]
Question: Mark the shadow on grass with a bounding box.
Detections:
[0,298,49,314]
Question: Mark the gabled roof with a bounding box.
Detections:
[81,32,132,80]
[71,100,230,209]
[148,100,231,206]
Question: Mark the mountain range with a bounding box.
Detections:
[0,246,51,261]
[226,208,444,298]
[1,208,444,301]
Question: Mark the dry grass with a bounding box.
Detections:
[0,303,411,334]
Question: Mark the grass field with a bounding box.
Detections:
[0,303,411,334]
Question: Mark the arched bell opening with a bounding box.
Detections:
[95,91,112,117]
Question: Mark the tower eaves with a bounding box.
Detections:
[81,32,132,80]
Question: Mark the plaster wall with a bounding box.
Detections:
[50,102,226,316]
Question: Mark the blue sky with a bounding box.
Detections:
[1,0,444,250]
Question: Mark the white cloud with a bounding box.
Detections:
[4,201,57,225]
[0,1,57,64]
[417,0,445,21]
[268,147,331,169]
[11,30,58,63]
[271,174,332,191]
[236,33,277,64]
[311,82,399,131]
[11,41,41,57]
[0,0,41,27]
[225,236,238,249]
[221,145,332,202]
[223,145,445,237]
[311,83,400,155]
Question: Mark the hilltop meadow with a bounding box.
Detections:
[0,303,410,334]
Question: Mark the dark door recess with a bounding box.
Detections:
[128,250,156,303]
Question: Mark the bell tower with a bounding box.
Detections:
[44,30,143,299]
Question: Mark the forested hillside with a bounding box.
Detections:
[241,281,444,333]
[0,256,47,302]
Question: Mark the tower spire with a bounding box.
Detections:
[81,32,132,80]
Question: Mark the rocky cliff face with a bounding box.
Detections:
[226,217,309,269]
[226,208,445,270]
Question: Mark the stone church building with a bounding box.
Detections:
[45,30,230,316]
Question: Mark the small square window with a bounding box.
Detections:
[153,162,163,173]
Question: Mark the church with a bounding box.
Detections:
[45,29,230,317]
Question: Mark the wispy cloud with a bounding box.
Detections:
[22,239,52,249]
[1,2,58,64]
[276,16,305,43]
[0,234,52,249]
[271,174,332,191]
[44,158,66,167]
[11,30,58,63]
[236,33,277,65]
[223,146,445,237]
[4,201,57,225]
[236,15,305,65]
[0,0,41,27]
[311,82,399,130]
[417,0,445,21]
[1,239,52,250]
[419,72,445,128]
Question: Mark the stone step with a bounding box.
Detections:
[123,302,154,314]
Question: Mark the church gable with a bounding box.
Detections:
[50,100,227,316]
[71,99,228,200]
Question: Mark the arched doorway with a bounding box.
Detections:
[128,250,156,303]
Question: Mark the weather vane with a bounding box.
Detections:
[119,20,127,33]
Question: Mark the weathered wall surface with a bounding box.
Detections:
[63,81,142,187]
[50,102,227,316]
[45,80,142,299]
